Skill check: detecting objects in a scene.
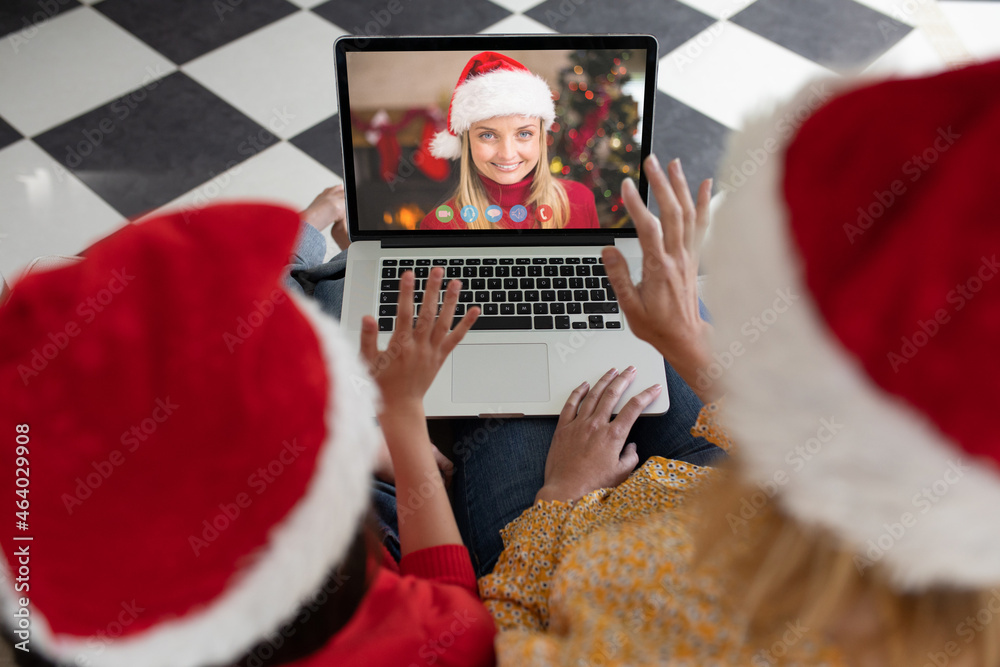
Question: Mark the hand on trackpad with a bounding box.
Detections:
[452,344,550,403]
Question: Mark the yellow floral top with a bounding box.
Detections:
[478,403,846,666]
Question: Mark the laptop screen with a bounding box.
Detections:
[335,35,658,240]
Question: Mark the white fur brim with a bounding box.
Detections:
[703,77,1000,591]
[0,291,382,666]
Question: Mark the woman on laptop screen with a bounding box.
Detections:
[419,52,599,231]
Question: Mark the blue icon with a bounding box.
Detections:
[460,205,478,223]
[485,205,503,223]
[509,205,528,223]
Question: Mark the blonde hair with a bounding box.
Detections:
[454,120,570,230]
[695,459,1000,666]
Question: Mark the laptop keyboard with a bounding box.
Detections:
[377,256,622,332]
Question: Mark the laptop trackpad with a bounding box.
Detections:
[452,344,550,403]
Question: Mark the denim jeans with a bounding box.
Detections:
[371,480,402,563]
[290,243,724,576]
[449,354,724,577]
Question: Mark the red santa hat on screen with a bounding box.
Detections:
[430,51,556,160]
[0,204,381,666]
[704,58,1000,591]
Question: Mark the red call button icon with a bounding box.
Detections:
[536,204,553,223]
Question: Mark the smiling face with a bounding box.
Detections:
[468,115,542,185]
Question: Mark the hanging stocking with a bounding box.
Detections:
[365,110,400,183]
[415,116,451,182]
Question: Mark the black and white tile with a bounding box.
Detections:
[729,0,912,69]
[1,0,998,280]
[32,71,283,218]
[0,115,22,152]
[311,0,512,36]
[95,0,300,65]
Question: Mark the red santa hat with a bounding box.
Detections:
[0,204,381,666]
[429,51,556,160]
[704,59,1000,591]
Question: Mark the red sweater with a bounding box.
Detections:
[294,544,496,667]
[420,173,599,230]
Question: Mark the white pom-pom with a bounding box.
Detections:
[429,130,462,160]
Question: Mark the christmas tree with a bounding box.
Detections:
[548,50,643,228]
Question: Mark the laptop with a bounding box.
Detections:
[335,34,669,418]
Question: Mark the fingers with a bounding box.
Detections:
[644,155,685,255]
[432,276,463,343]
[557,380,590,426]
[577,367,620,419]
[601,247,643,317]
[395,270,416,336]
[360,315,380,365]
[667,158,694,233]
[617,442,639,476]
[692,178,713,254]
[416,267,444,337]
[612,383,663,430]
[331,223,351,250]
[594,365,637,419]
[441,306,480,357]
[432,445,454,475]
[621,178,665,269]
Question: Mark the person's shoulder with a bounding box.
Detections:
[314,565,495,664]
[558,178,592,198]
[557,179,599,228]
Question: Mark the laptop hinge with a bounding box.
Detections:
[379,234,617,249]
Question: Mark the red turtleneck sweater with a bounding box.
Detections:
[420,173,599,230]
[294,545,495,666]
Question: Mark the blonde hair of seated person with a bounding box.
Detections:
[696,468,1000,667]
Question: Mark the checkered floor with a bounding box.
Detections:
[1,0,998,281]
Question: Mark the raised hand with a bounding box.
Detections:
[602,155,716,401]
[360,267,479,412]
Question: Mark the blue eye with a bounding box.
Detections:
[518,131,534,139]
[478,132,495,140]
